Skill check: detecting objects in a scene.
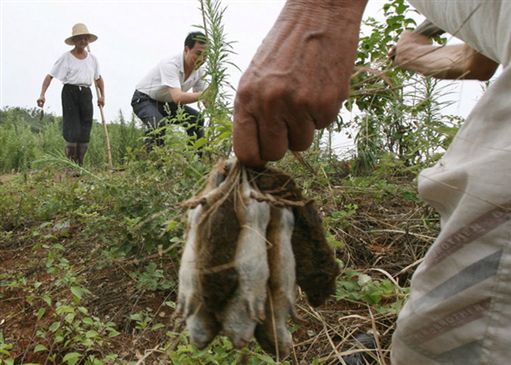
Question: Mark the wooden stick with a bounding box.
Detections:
[87,45,113,170]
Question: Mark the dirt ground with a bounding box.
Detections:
[0,172,436,364]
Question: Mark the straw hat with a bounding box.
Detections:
[64,23,98,45]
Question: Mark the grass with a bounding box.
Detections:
[0,108,143,173]
[0,145,438,364]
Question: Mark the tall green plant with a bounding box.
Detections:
[345,0,458,173]
[197,0,238,157]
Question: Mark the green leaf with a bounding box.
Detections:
[42,294,52,306]
[193,138,208,149]
[104,354,118,361]
[107,328,121,337]
[164,301,176,309]
[82,317,94,325]
[130,313,143,321]
[34,344,48,353]
[56,305,74,315]
[151,323,165,331]
[164,219,179,233]
[62,352,82,365]
[49,321,61,332]
[70,286,85,300]
[64,313,75,323]
[36,307,46,320]
[85,330,99,339]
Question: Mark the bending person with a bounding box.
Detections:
[131,32,208,147]
[232,1,510,364]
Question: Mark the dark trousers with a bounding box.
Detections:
[131,90,204,146]
[62,84,93,143]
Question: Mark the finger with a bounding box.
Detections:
[257,99,289,161]
[233,103,267,168]
[257,115,289,161]
[278,95,316,151]
[304,88,344,130]
[294,85,347,130]
[287,117,315,152]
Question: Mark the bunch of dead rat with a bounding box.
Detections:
[177,159,339,359]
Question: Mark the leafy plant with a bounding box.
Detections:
[31,243,121,364]
[325,203,359,230]
[134,262,174,291]
[345,0,458,173]
[198,0,237,156]
[336,269,408,314]
[166,335,291,365]
[0,331,14,364]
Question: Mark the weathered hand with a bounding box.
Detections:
[392,30,433,68]
[233,0,367,167]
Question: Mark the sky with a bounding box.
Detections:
[1,0,288,122]
[1,0,488,151]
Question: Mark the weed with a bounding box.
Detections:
[134,262,174,291]
[0,331,14,364]
[336,269,408,314]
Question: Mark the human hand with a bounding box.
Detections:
[97,96,105,107]
[391,30,432,68]
[37,96,45,108]
[233,1,367,168]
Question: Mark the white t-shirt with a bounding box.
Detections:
[50,51,101,86]
[135,52,207,103]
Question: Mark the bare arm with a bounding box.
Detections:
[37,74,53,108]
[393,31,498,81]
[95,76,105,107]
[233,0,368,167]
[168,87,202,105]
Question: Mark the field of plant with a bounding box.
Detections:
[0,0,467,364]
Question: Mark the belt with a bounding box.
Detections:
[65,84,91,91]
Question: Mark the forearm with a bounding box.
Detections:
[95,77,105,98]
[394,32,498,81]
[39,75,53,97]
[169,88,201,105]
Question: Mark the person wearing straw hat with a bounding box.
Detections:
[37,23,105,166]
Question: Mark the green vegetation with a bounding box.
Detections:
[0,138,436,364]
[0,0,462,363]
[0,108,142,173]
